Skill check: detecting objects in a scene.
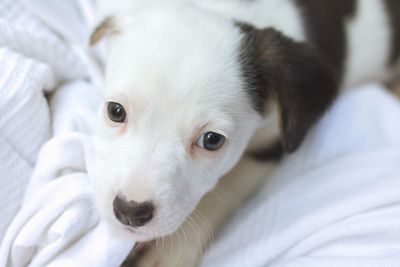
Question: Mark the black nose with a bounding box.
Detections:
[113,196,154,227]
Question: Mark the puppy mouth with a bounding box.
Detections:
[118,222,144,234]
[122,226,153,240]
[120,221,178,241]
[125,226,138,233]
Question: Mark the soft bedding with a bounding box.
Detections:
[1,1,400,267]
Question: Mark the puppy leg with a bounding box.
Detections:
[131,156,277,267]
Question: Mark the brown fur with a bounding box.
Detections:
[238,24,338,152]
[90,17,118,46]
[383,0,400,66]
[293,0,357,82]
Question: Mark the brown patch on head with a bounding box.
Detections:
[90,17,119,46]
[293,0,357,82]
[383,0,400,66]
[237,23,338,152]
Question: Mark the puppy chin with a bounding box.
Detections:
[117,226,155,242]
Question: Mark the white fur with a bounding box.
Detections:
[195,0,306,42]
[131,157,277,267]
[92,0,262,242]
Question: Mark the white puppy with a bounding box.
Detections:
[90,0,400,266]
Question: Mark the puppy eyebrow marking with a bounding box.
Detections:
[90,17,119,46]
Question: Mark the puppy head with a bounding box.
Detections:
[91,3,262,240]
[90,2,337,241]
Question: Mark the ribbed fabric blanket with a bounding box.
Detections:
[0,0,88,241]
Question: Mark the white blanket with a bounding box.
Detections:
[1,0,400,266]
[0,0,85,242]
[0,79,134,267]
[0,0,134,266]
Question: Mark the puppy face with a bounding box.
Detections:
[91,2,338,241]
[92,4,262,241]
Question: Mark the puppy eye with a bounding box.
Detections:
[196,132,226,151]
[107,102,126,123]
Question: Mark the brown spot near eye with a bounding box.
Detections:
[189,142,201,160]
[187,126,204,159]
[117,124,128,135]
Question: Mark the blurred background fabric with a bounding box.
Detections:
[0,0,88,241]
[1,1,400,267]
[0,0,136,265]
[0,47,52,241]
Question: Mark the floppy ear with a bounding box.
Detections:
[240,25,338,152]
[90,17,119,46]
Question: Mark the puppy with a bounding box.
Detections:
[90,0,400,266]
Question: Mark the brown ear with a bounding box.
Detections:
[90,17,119,46]
[239,25,338,152]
